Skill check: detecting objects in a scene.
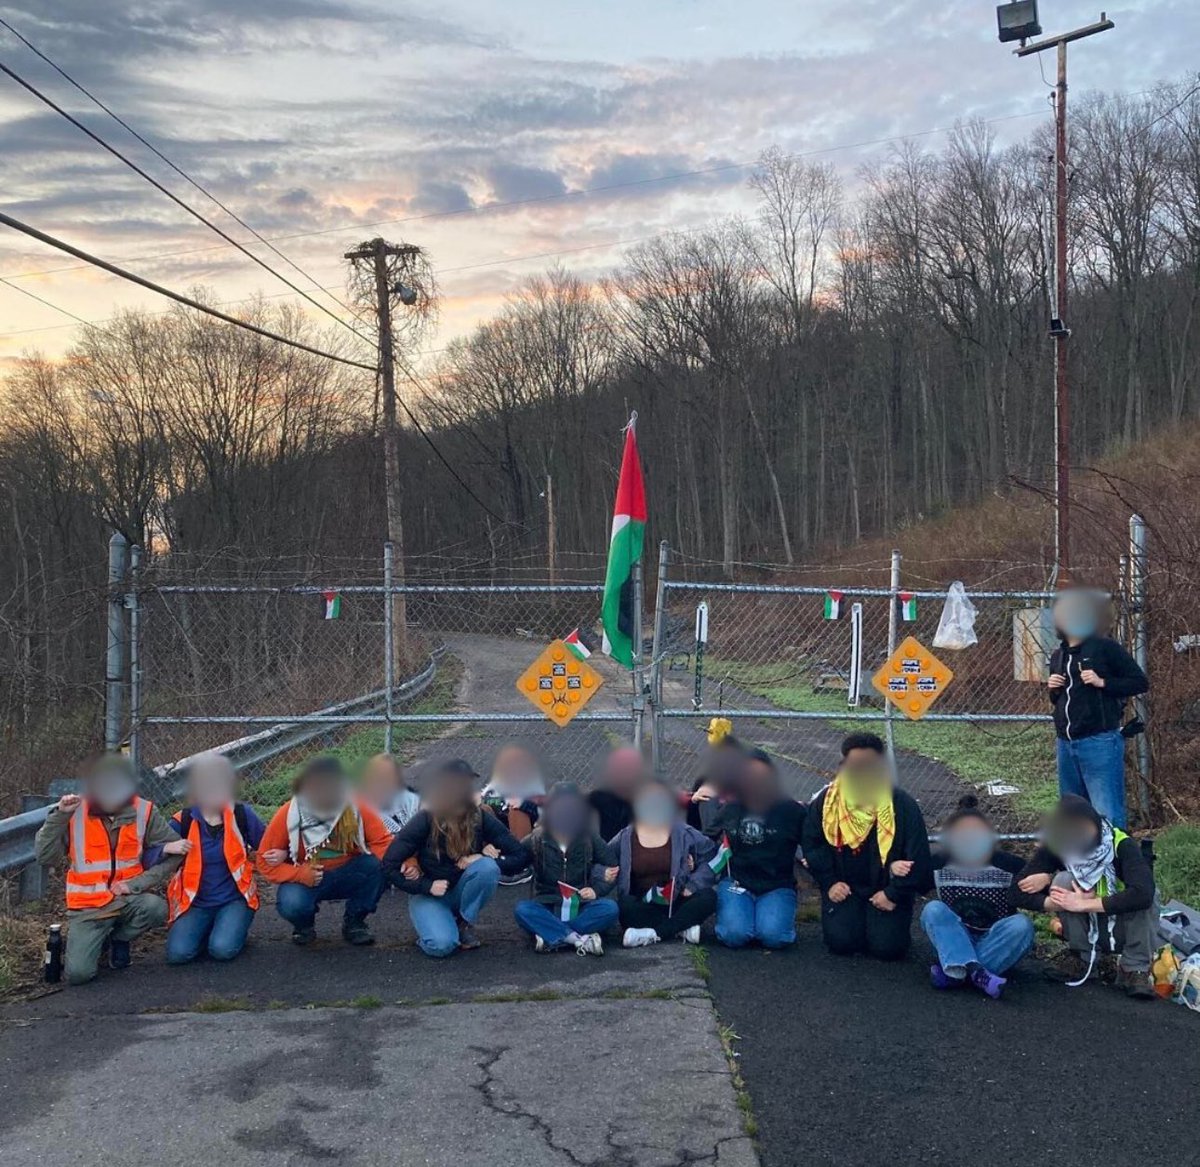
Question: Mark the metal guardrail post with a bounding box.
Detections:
[383,541,395,755]
[1129,513,1151,821]
[885,548,901,763]
[18,795,53,902]
[105,531,129,754]
[129,544,143,774]
[649,541,669,776]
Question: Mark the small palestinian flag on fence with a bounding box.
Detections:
[558,881,582,922]
[823,591,843,621]
[564,629,591,660]
[899,592,918,621]
[322,591,342,620]
[708,833,733,877]
[642,878,675,906]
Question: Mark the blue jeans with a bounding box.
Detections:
[1057,728,1127,827]
[920,899,1035,977]
[514,898,620,948]
[275,853,384,928]
[715,882,797,949]
[166,899,255,964]
[407,857,501,958]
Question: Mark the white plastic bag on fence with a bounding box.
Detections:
[933,582,978,650]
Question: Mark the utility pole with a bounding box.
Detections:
[344,237,423,668]
[1012,12,1114,584]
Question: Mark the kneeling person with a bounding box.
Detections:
[514,782,619,956]
[34,755,187,984]
[258,756,391,946]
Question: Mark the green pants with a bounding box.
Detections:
[65,893,167,985]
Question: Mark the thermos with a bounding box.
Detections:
[44,923,63,983]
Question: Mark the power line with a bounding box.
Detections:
[0,274,89,325]
[0,56,375,349]
[0,209,378,370]
[0,16,360,323]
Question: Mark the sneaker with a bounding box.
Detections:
[342,917,375,946]
[291,926,317,946]
[968,964,1007,1000]
[107,938,131,970]
[622,927,660,948]
[575,933,604,957]
[533,935,549,953]
[929,964,959,990]
[681,925,701,945]
[1115,966,1156,1000]
[499,870,534,887]
[1042,952,1088,984]
[458,920,481,950]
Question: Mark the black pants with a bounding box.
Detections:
[619,888,718,939]
[821,893,912,961]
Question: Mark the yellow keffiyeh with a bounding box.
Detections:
[821,773,895,864]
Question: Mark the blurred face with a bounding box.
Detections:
[1044,811,1101,860]
[601,747,645,798]
[705,744,743,794]
[633,783,677,829]
[840,748,892,804]
[301,771,347,818]
[490,746,540,791]
[544,792,589,841]
[361,755,403,809]
[426,770,473,818]
[85,760,136,814]
[187,756,235,814]
[1054,589,1103,642]
[739,760,779,810]
[944,819,996,867]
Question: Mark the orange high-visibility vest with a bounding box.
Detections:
[65,797,150,911]
[167,805,259,923]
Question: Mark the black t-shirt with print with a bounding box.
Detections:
[712,799,807,896]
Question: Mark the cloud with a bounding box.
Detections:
[484,162,566,203]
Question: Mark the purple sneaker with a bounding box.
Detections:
[929,964,957,990]
[969,965,1007,1000]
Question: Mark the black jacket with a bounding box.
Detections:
[525,828,616,909]
[801,786,933,905]
[708,798,806,896]
[1008,834,1155,916]
[382,809,530,896]
[1048,635,1147,741]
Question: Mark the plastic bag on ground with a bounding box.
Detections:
[933,581,978,651]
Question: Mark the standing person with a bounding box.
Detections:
[588,746,645,841]
[360,752,420,834]
[163,753,266,965]
[801,733,933,961]
[613,776,719,948]
[919,795,1034,998]
[480,743,545,885]
[710,749,806,950]
[688,725,745,834]
[513,783,619,956]
[383,759,531,957]
[257,756,391,946]
[1009,794,1157,998]
[33,755,188,985]
[1048,587,1148,828]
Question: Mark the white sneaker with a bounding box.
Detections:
[533,935,548,953]
[682,925,701,945]
[575,933,604,956]
[622,927,660,948]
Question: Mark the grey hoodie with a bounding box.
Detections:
[613,821,718,903]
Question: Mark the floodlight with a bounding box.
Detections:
[997,0,1041,43]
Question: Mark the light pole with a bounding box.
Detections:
[1000,4,1114,584]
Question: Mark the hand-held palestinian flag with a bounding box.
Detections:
[708,833,733,877]
[564,629,591,660]
[642,878,675,905]
[899,592,918,621]
[322,591,342,620]
[558,881,582,922]
[601,418,647,669]
[823,591,843,621]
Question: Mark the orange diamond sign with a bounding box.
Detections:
[872,635,954,721]
[516,640,604,727]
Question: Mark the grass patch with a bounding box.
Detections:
[471,988,564,1004]
[716,1019,757,1141]
[688,943,711,983]
[711,658,1058,824]
[191,995,253,1013]
[1156,824,1200,905]
[350,994,383,1009]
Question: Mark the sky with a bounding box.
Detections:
[1,0,1196,369]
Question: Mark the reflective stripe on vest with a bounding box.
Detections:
[166,805,259,923]
[1095,827,1129,900]
[65,797,150,911]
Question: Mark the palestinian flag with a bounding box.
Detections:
[601,418,647,668]
[823,591,843,621]
[322,591,342,620]
[899,592,918,621]
[642,878,675,906]
[558,881,582,922]
[564,629,591,660]
[708,833,733,877]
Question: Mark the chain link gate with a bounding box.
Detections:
[648,542,1147,838]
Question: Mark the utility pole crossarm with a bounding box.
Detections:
[1014,14,1114,55]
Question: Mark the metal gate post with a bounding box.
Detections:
[1128,514,1151,821]
[632,559,646,752]
[104,531,129,754]
[885,548,901,762]
[649,541,670,776]
[383,541,395,754]
[128,544,143,774]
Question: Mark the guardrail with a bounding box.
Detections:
[0,654,438,903]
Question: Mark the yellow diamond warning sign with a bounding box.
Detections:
[871,635,954,721]
[516,640,604,727]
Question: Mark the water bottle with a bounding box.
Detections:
[44,923,63,983]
